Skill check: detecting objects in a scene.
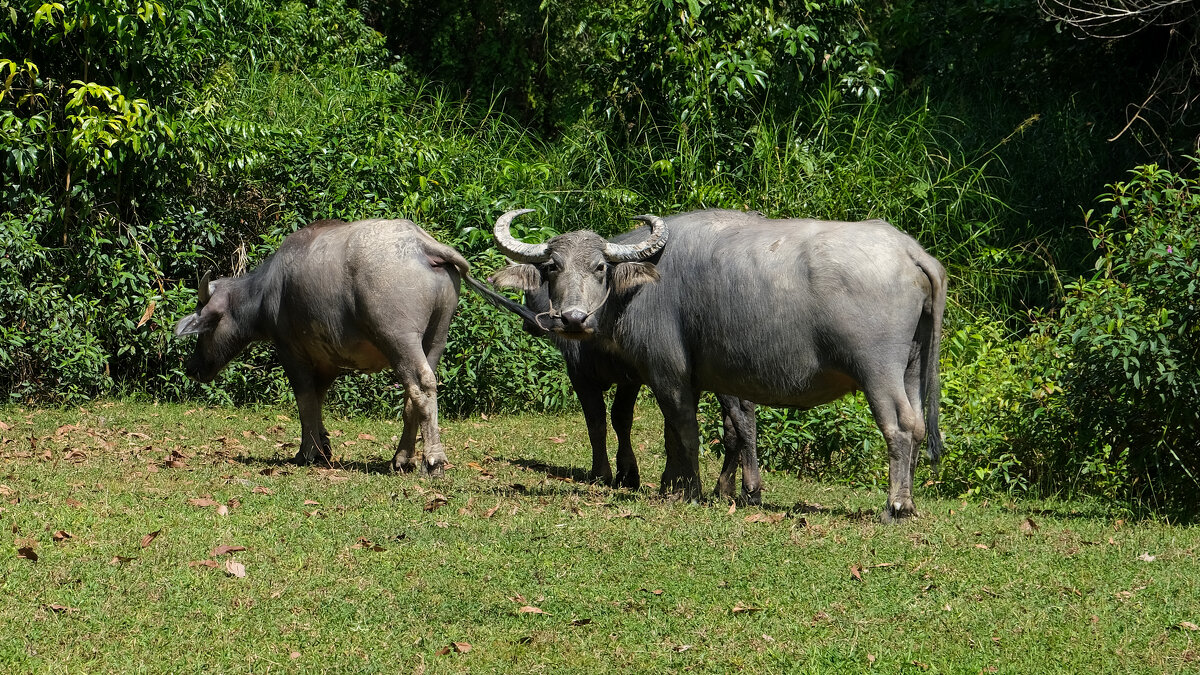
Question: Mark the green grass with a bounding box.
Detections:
[2,400,1198,673]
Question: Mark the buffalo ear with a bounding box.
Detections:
[489,264,540,292]
[174,311,216,337]
[612,262,660,294]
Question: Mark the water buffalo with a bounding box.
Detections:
[508,237,762,503]
[490,209,946,521]
[174,217,532,474]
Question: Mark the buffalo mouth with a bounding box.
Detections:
[551,324,596,340]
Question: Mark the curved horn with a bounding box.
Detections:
[604,214,668,262]
[492,209,549,263]
[197,270,212,306]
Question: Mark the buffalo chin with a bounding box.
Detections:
[553,327,595,340]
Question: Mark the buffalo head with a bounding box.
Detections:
[173,271,254,382]
[491,210,666,338]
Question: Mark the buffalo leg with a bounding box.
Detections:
[864,374,921,523]
[283,358,336,465]
[715,396,760,505]
[389,338,446,476]
[610,383,641,489]
[573,375,613,485]
[654,387,703,499]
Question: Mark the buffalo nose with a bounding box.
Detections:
[561,308,588,330]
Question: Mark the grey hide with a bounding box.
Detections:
[174,218,465,474]
[492,209,947,522]
[501,226,763,504]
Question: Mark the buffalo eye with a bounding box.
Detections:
[593,262,607,275]
[542,260,559,276]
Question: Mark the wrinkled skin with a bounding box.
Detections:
[493,209,946,521]
[175,219,463,474]
[511,245,762,502]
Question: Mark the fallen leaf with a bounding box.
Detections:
[64,449,86,461]
[216,504,230,516]
[732,602,761,614]
[188,560,219,569]
[252,486,273,495]
[351,537,385,552]
[867,654,876,663]
[1178,621,1200,632]
[164,459,186,469]
[303,499,320,506]
[672,645,692,652]
[110,555,135,565]
[140,530,161,548]
[435,647,452,656]
[744,512,785,524]
[65,498,83,509]
[850,564,862,581]
[975,543,990,549]
[548,435,566,443]
[727,501,737,516]
[1020,517,1039,534]
[52,530,72,542]
[452,642,471,653]
[571,618,592,626]
[358,433,376,441]
[44,603,79,614]
[290,651,300,660]
[136,300,156,328]
[424,494,448,512]
[484,502,501,519]
[1138,552,1156,562]
[0,421,9,430]
[188,498,220,508]
[16,546,37,562]
[211,545,247,556]
[225,560,246,578]
[259,468,279,476]
[517,606,547,615]
[0,485,12,496]
[640,588,664,596]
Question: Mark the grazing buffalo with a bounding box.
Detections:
[505,231,762,503]
[491,209,946,521]
[175,218,532,474]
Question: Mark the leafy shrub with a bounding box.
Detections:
[1034,164,1200,509]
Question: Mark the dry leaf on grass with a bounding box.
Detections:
[1177,621,1200,631]
[188,498,220,508]
[110,555,135,565]
[639,588,664,596]
[65,498,83,509]
[452,642,471,653]
[225,560,246,578]
[424,494,448,512]
[483,502,502,519]
[44,603,79,614]
[52,530,72,542]
[303,499,319,506]
[850,564,863,581]
[252,486,273,495]
[351,538,385,552]
[517,606,548,615]
[1020,517,1039,534]
[732,602,761,614]
[140,530,161,548]
[16,546,37,562]
[211,545,247,556]
[744,512,785,524]
[1138,552,1156,562]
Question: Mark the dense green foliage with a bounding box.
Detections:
[2,0,1197,510]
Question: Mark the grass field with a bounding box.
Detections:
[2,399,1198,673]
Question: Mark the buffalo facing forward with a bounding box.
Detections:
[175,218,465,474]
[492,209,946,521]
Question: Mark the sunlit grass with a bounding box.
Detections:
[2,400,1198,672]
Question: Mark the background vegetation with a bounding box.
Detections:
[1,0,1197,513]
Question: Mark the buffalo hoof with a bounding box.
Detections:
[742,487,762,507]
[293,447,332,466]
[420,445,448,478]
[714,475,736,501]
[880,498,918,524]
[587,469,614,486]
[660,472,702,502]
[392,453,417,473]
[614,467,640,490]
